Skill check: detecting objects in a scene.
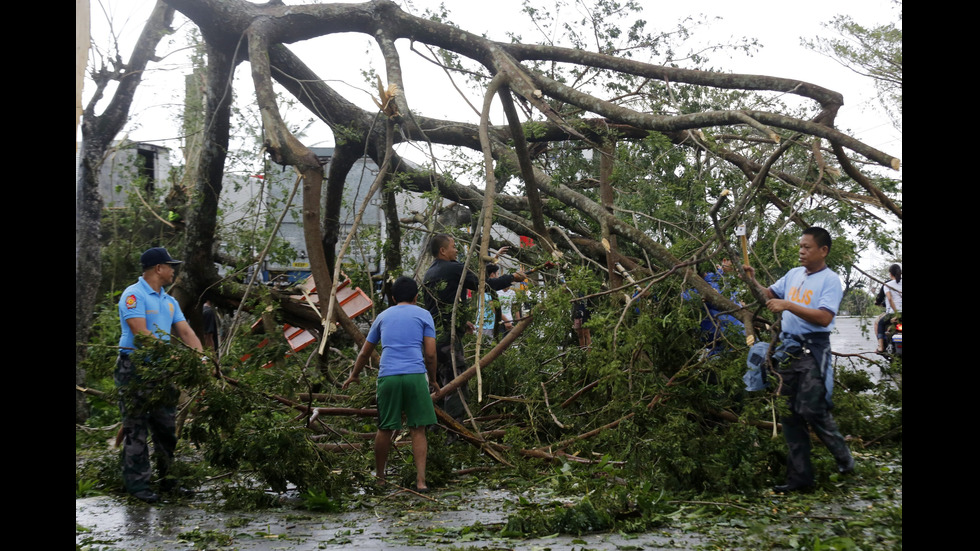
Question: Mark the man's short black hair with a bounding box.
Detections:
[430,233,454,256]
[391,276,419,303]
[486,263,499,277]
[803,226,832,252]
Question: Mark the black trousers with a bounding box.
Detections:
[436,339,469,422]
[777,345,853,488]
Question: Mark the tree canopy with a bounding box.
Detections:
[803,0,902,131]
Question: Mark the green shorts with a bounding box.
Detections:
[376,373,437,430]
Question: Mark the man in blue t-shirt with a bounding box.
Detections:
[744,227,855,493]
[343,276,440,493]
[116,247,204,503]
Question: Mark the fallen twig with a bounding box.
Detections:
[541,382,567,429]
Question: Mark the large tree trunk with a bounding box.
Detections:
[323,143,361,273]
[75,2,174,423]
[169,37,238,329]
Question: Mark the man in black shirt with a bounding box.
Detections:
[422,234,526,422]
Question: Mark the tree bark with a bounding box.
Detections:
[76,1,174,423]
[170,36,239,330]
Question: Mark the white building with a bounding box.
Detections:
[76,141,172,208]
[220,147,432,282]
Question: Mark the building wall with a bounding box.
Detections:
[74,142,172,208]
[220,147,432,278]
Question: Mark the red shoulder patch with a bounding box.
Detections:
[125,294,138,309]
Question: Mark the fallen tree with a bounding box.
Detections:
[78,0,901,497]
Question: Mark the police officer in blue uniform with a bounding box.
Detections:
[116,247,203,502]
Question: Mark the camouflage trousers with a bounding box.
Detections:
[115,355,178,494]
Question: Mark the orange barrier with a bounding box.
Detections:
[240,275,373,368]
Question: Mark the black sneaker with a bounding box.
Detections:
[772,483,814,494]
[131,490,160,503]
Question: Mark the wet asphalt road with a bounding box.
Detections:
[76,486,707,550]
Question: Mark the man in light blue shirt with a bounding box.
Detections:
[343,276,439,493]
[745,227,854,493]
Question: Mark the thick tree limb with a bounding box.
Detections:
[247,18,366,349]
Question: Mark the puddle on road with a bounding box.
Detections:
[77,486,707,550]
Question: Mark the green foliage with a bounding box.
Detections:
[803,1,902,130]
[78,296,127,430]
[177,528,234,548]
[523,120,548,140]
[503,495,611,537]
[219,487,282,511]
[300,488,342,512]
[831,360,902,447]
[76,478,101,498]
[333,124,364,147]
[183,377,335,494]
[502,475,682,538]
[117,339,212,414]
[75,442,123,494]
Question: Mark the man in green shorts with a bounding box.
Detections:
[343,276,440,492]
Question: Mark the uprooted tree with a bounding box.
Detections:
[77,0,901,495]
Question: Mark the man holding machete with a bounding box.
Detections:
[743,227,855,493]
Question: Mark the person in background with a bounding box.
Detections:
[572,294,592,349]
[202,299,219,358]
[876,263,903,353]
[684,260,745,357]
[480,263,503,340]
[496,283,516,337]
[422,234,526,423]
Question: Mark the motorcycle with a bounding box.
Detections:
[883,313,903,358]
